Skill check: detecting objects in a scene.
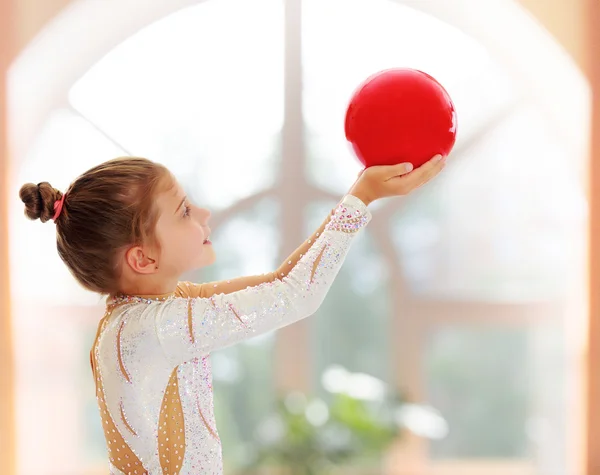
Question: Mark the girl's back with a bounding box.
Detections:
[93,297,222,474]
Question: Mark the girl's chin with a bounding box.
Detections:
[197,248,216,266]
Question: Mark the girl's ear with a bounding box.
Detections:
[124,246,159,274]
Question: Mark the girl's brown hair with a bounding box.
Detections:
[19,157,172,294]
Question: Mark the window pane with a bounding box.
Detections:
[69,0,284,210]
[426,326,529,458]
[12,303,106,474]
[306,201,392,392]
[302,0,516,195]
[426,321,567,473]
[185,198,279,471]
[391,105,586,301]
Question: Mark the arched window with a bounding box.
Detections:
[9,0,588,473]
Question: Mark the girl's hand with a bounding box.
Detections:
[348,154,446,206]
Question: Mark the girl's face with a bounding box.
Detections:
[153,179,215,277]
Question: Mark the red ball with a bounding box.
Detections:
[345,68,457,169]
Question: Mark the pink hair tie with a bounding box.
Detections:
[53,193,67,221]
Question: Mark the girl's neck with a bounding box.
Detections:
[118,277,179,298]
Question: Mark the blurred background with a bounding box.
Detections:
[0,0,597,474]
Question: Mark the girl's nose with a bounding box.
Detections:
[196,206,211,223]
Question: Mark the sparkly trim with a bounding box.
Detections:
[92,313,148,474]
[119,400,138,437]
[228,303,246,327]
[197,398,220,442]
[117,319,132,384]
[325,202,369,233]
[187,298,195,345]
[109,293,175,307]
[158,367,186,475]
[201,356,212,391]
[310,244,328,283]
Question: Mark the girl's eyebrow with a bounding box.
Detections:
[175,196,187,214]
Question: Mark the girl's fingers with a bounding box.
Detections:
[387,155,446,193]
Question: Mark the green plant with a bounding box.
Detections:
[242,366,446,475]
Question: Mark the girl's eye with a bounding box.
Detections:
[183,205,192,218]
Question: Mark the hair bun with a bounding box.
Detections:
[19,182,63,223]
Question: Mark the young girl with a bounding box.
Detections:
[19,154,445,475]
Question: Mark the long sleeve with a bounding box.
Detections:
[175,207,336,299]
[156,194,371,365]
